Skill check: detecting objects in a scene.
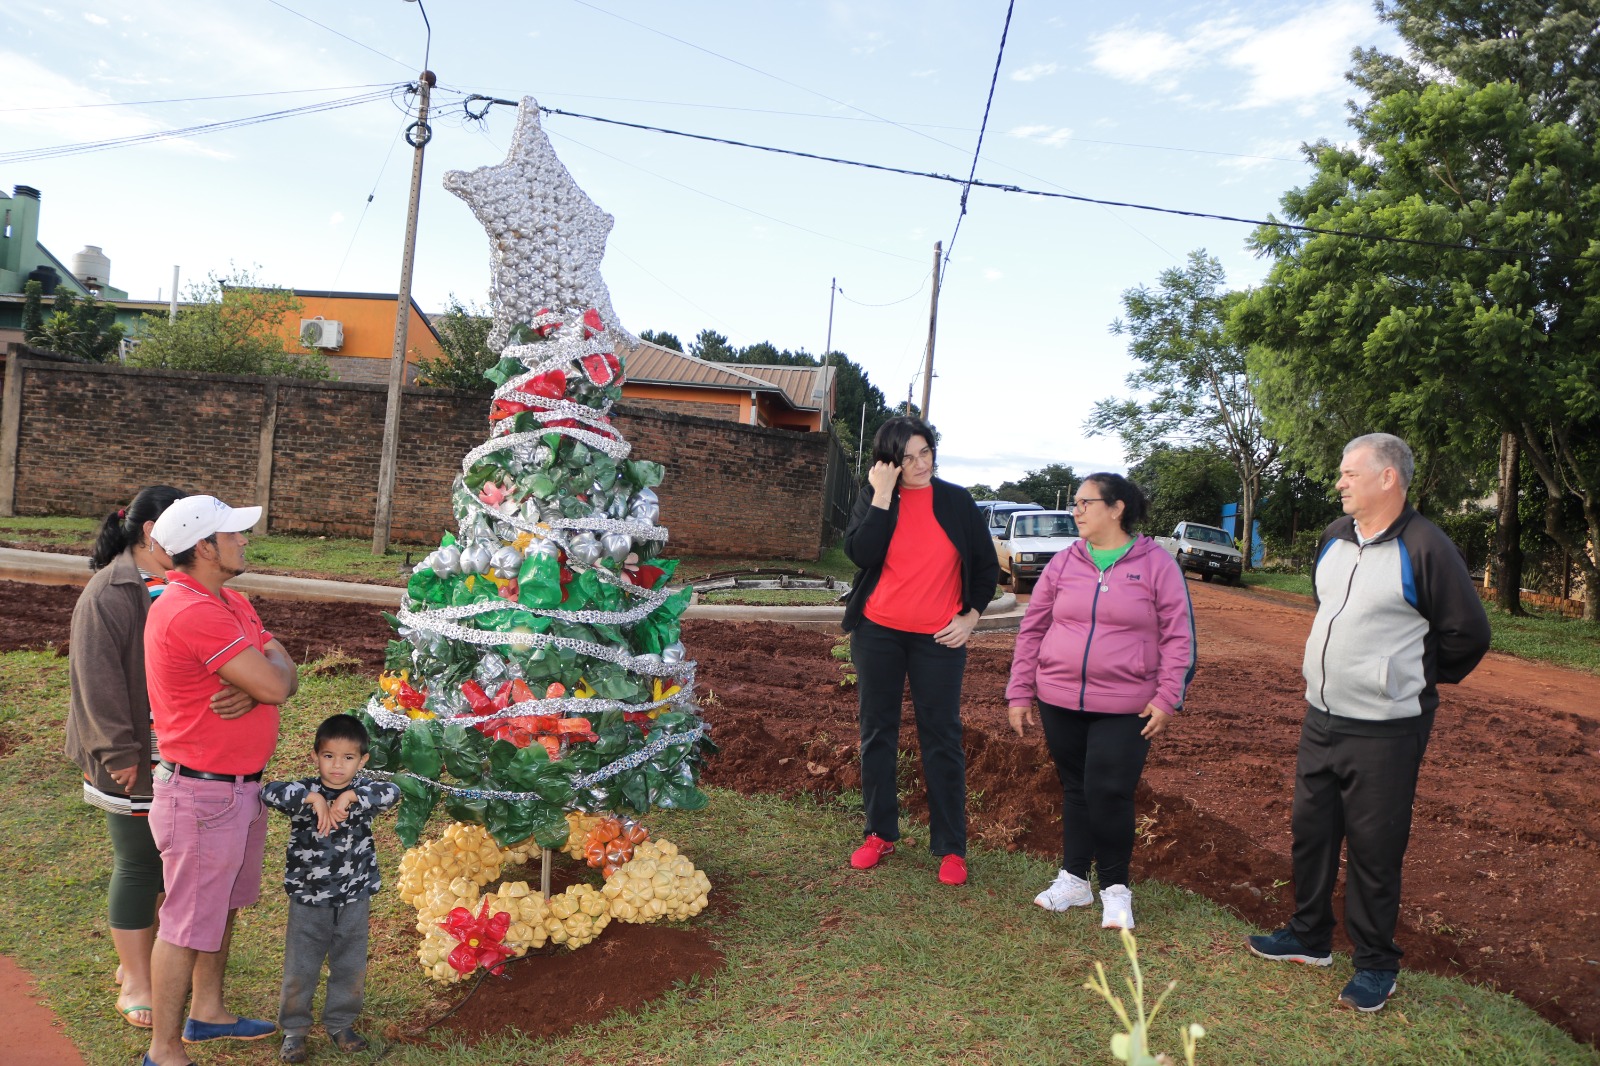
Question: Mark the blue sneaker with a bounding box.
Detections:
[1246,927,1332,966]
[182,1015,278,1043]
[1339,969,1398,1012]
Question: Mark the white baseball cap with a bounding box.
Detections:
[151,495,262,555]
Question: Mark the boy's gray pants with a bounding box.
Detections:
[279,895,371,1036]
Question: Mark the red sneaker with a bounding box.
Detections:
[938,854,968,886]
[850,834,896,869]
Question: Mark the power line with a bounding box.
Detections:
[837,274,932,308]
[262,0,416,73]
[534,105,1587,262]
[0,89,400,164]
[540,125,922,264]
[331,122,409,287]
[0,83,402,113]
[944,0,1015,273]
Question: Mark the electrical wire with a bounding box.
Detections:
[534,105,1589,262]
[837,274,931,308]
[0,83,403,113]
[541,125,922,264]
[0,89,400,164]
[943,0,1015,274]
[331,122,409,287]
[262,0,417,73]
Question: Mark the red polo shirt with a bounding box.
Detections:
[143,571,280,775]
[864,484,963,635]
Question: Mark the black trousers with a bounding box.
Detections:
[1289,709,1429,971]
[1038,702,1150,888]
[851,618,968,857]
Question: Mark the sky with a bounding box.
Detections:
[1,0,1396,489]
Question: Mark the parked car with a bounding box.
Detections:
[994,509,1080,593]
[1156,521,1244,583]
[977,500,1042,537]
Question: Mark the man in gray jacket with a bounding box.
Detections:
[1246,433,1491,1012]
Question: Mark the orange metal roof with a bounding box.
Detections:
[617,339,833,411]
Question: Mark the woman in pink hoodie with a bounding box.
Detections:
[1006,473,1195,930]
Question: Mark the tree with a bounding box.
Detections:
[415,296,496,390]
[638,329,683,352]
[128,268,329,380]
[1088,251,1278,570]
[689,329,736,363]
[1128,446,1237,536]
[999,463,1079,510]
[967,483,999,501]
[829,353,891,463]
[20,280,44,339]
[28,286,125,362]
[1236,42,1600,616]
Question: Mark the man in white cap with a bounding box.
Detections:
[141,496,298,1066]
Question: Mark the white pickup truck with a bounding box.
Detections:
[994,509,1081,593]
[1156,521,1244,584]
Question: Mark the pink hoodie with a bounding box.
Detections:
[1006,536,1196,715]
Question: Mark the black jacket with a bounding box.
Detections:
[840,477,1000,633]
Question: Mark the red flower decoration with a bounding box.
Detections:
[579,352,621,387]
[524,368,567,399]
[581,308,605,337]
[440,899,513,975]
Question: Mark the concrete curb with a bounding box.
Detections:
[0,548,1029,628]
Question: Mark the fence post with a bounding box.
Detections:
[253,382,279,534]
[0,349,24,517]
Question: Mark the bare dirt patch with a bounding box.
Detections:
[5,577,1598,1045]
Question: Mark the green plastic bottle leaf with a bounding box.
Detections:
[399,720,443,781]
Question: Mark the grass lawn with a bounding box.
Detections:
[1240,571,1314,598]
[0,516,855,589]
[1241,567,1600,676]
[2,652,1594,1066]
[699,588,846,606]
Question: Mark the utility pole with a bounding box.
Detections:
[857,402,866,476]
[371,68,435,554]
[169,266,179,322]
[920,241,941,420]
[821,276,836,427]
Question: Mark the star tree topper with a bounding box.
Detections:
[444,97,633,352]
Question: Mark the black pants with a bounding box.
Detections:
[851,618,967,857]
[1039,702,1150,888]
[1289,709,1429,971]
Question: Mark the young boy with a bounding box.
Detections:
[261,714,401,1063]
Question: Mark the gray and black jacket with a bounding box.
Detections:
[1301,506,1491,735]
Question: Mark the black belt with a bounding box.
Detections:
[159,760,263,783]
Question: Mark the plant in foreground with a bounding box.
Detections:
[1084,927,1206,1065]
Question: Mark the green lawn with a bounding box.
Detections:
[0,516,855,589]
[1239,568,1600,675]
[2,651,1593,1066]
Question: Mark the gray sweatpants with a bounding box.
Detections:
[279,895,371,1037]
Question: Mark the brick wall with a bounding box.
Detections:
[0,357,828,558]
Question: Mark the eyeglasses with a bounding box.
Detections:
[1071,498,1108,512]
[900,448,934,467]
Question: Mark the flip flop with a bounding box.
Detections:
[118,1003,154,1029]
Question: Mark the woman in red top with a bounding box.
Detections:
[840,417,999,886]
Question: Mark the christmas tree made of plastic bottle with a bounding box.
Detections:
[360,98,710,851]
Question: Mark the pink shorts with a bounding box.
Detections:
[149,772,268,952]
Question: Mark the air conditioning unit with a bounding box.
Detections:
[299,317,344,349]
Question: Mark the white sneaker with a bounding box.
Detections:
[1033,869,1094,911]
[1100,884,1135,929]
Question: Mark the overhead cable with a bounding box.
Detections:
[944,0,1015,271]
[262,0,417,73]
[0,89,401,164]
[0,83,402,113]
[534,105,1589,262]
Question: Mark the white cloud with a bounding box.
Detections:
[984,268,1003,281]
[329,211,345,225]
[1010,62,1058,82]
[1007,124,1073,148]
[909,68,937,78]
[1086,5,1374,108]
[83,11,107,25]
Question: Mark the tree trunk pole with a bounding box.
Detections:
[920,242,941,420]
[1493,431,1524,615]
[372,71,434,555]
